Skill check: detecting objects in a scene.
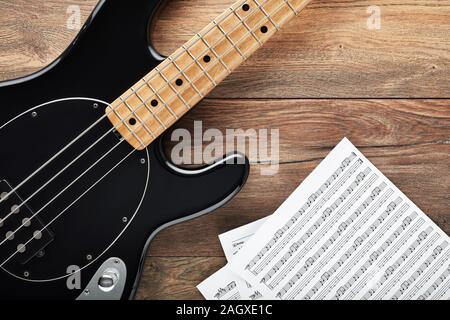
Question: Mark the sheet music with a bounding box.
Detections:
[229,138,450,300]
[197,265,245,300]
[219,217,268,261]
[198,217,268,300]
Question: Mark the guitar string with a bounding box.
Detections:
[0,147,136,268]
[1,0,297,269]
[0,1,290,219]
[0,0,296,226]
[0,137,127,231]
[0,0,297,267]
[0,0,285,226]
[0,0,254,206]
[0,4,299,265]
[0,0,293,229]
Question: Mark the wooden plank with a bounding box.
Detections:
[135,257,226,300]
[107,0,313,151]
[150,146,450,257]
[152,100,450,257]
[1,1,450,98]
[163,99,450,164]
[1,0,449,300]
[0,0,97,80]
[152,0,450,98]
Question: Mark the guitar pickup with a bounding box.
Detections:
[0,180,54,266]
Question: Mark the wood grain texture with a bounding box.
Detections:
[108,0,311,151]
[163,99,450,164]
[0,0,96,80]
[155,135,450,257]
[152,0,450,98]
[1,0,450,98]
[135,257,226,300]
[0,0,449,300]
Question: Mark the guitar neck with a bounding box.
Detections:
[107,0,312,150]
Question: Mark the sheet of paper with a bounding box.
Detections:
[219,217,269,300]
[219,217,268,261]
[198,217,268,300]
[197,265,246,300]
[230,137,450,300]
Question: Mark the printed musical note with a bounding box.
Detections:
[197,267,242,300]
[228,138,450,300]
[198,217,268,300]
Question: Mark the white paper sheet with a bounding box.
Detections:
[198,218,268,300]
[229,138,450,300]
[219,217,268,261]
[217,217,268,300]
[197,264,245,300]
[197,217,268,300]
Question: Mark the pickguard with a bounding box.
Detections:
[0,0,249,299]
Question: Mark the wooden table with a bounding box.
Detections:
[1,0,449,299]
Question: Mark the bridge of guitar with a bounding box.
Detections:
[0,180,54,268]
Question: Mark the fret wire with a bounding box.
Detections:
[258,0,295,31]
[151,0,287,116]
[181,45,211,81]
[129,0,248,109]
[169,0,290,115]
[207,0,288,68]
[195,34,231,74]
[161,0,290,110]
[111,102,147,148]
[152,4,270,127]
[145,69,179,120]
[253,0,281,30]
[192,35,219,86]
[132,0,274,127]
[122,0,261,114]
[2,1,296,265]
[197,0,294,90]
[166,56,201,110]
[165,50,205,98]
[118,0,295,145]
[230,7,263,46]
[115,1,248,117]
[160,54,204,100]
[195,33,221,86]
[282,0,299,15]
[119,97,156,139]
[158,57,192,111]
[212,20,247,60]
[130,86,167,130]
[112,0,251,111]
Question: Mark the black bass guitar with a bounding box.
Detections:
[0,0,310,299]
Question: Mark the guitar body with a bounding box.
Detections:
[0,0,249,299]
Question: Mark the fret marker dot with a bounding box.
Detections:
[128,118,137,126]
[242,4,250,11]
[203,55,211,63]
[260,26,268,33]
[151,99,158,107]
[175,78,183,86]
